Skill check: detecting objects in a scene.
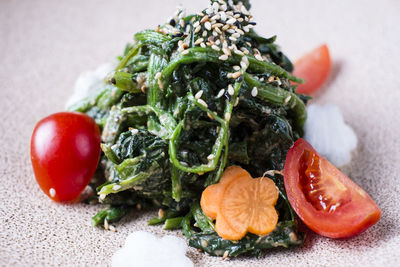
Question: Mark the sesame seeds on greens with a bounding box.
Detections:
[71,0,307,259]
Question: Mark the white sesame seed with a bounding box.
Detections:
[211,14,220,21]
[181,50,189,55]
[194,38,204,45]
[284,95,292,104]
[212,45,220,51]
[243,25,250,32]
[104,219,109,230]
[215,39,221,45]
[237,17,244,22]
[241,5,249,15]
[204,21,212,30]
[158,208,165,218]
[228,84,234,95]
[206,7,213,15]
[202,30,208,37]
[197,98,208,107]
[112,185,122,190]
[109,225,117,232]
[222,250,229,260]
[219,54,228,61]
[227,73,233,78]
[247,24,255,28]
[226,18,236,25]
[222,40,228,48]
[232,71,242,79]
[214,27,222,34]
[180,161,189,166]
[200,43,206,48]
[233,65,240,71]
[99,194,106,200]
[232,32,240,38]
[234,49,244,56]
[236,29,244,35]
[233,14,241,18]
[194,25,201,33]
[212,23,223,29]
[222,24,230,31]
[216,89,225,98]
[234,97,239,106]
[229,36,237,42]
[195,90,204,99]
[222,47,231,56]
[226,11,233,16]
[224,113,231,121]
[197,12,204,16]
[240,61,248,69]
[200,15,209,24]
[179,19,185,28]
[242,56,249,65]
[193,21,200,28]
[130,128,139,135]
[255,54,263,61]
[155,72,162,79]
[49,188,56,198]
[212,30,218,36]
[220,4,227,11]
[251,87,258,97]
[207,154,215,160]
[227,29,235,34]
[220,11,227,21]
[212,2,219,11]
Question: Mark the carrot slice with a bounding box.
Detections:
[200,166,279,240]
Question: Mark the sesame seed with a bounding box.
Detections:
[224,113,231,121]
[227,73,233,78]
[181,50,189,55]
[178,40,183,46]
[49,188,56,198]
[222,47,231,56]
[222,250,229,260]
[207,113,214,119]
[212,45,220,51]
[104,219,109,230]
[179,19,185,28]
[247,24,255,28]
[240,60,248,69]
[158,79,164,89]
[112,185,121,190]
[234,49,244,56]
[222,24,230,31]
[212,30,218,36]
[200,43,206,48]
[204,21,212,30]
[232,71,242,79]
[206,7,213,15]
[109,225,117,232]
[222,40,228,48]
[195,90,204,99]
[232,32,240,38]
[255,54,263,61]
[193,21,200,28]
[226,18,236,25]
[200,15,209,23]
[219,54,228,61]
[234,97,239,106]
[202,30,208,37]
[180,161,189,166]
[194,25,201,33]
[268,76,275,83]
[197,99,208,107]
[220,11,227,21]
[237,17,244,22]
[226,11,233,16]
[251,87,258,97]
[216,89,225,98]
[228,84,234,95]
[241,5,249,15]
[207,154,215,160]
[233,65,240,71]
[194,38,204,45]
[154,72,162,79]
[130,128,139,135]
[284,95,292,104]
[236,29,244,35]
[233,14,241,18]
[226,29,235,34]
[201,239,209,248]
[211,14,220,21]
[158,208,165,218]
[212,23,223,29]
[229,36,237,42]
[197,12,204,16]
[220,4,227,11]
[243,25,250,32]
[242,56,249,65]
[99,194,106,200]
[215,39,221,45]
[212,1,219,11]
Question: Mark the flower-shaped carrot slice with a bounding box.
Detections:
[201,166,279,240]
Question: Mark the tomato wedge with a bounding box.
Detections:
[284,138,380,238]
[293,44,331,95]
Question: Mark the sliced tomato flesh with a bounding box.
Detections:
[284,138,381,238]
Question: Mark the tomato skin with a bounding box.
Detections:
[293,44,331,95]
[30,112,101,202]
[284,138,381,238]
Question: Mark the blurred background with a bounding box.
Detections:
[1,0,399,266]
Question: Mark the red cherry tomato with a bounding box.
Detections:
[284,138,381,238]
[30,112,101,202]
[293,44,331,95]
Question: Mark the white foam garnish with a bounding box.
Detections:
[304,104,358,167]
[65,62,115,109]
[112,231,194,267]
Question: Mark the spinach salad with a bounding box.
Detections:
[70,0,308,257]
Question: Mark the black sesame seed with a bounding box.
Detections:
[249,22,257,25]
[236,75,243,83]
[172,32,184,38]
[110,77,116,84]
[169,19,176,27]
[224,91,232,101]
[235,20,241,28]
